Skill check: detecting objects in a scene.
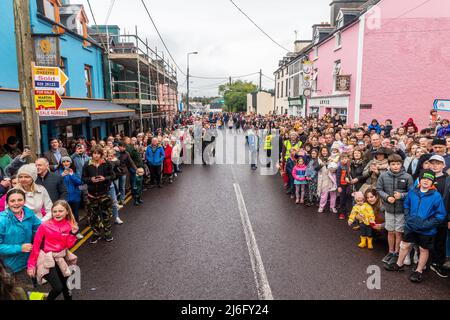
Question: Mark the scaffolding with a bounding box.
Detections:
[90,26,178,131]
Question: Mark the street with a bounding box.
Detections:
[72,133,450,300]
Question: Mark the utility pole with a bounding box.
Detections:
[14,0,40,159]
[229,76,232,86]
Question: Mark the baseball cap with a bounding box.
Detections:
[429,155,445,163]
[432,138,446,146]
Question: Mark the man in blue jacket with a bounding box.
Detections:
[146,138,165,188]
[385,170,446,283]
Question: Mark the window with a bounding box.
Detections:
[40,0,63,33]
[285,79,288,97]
[281,81,284,98]
[43,0,56,20]
[313,47,319,60]
[60,57,69,96]
[277,83,280,98]
[335,32,342,49]
[84,65,92,98]
[281,69,284,78]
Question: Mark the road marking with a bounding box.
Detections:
[233,182,274,300]
[71,193,133,253]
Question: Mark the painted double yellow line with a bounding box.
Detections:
[70,193,133,253]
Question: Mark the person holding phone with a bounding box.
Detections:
[57,157,83,239]
[82,146,114,243]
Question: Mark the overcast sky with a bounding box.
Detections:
[79,0,331,96]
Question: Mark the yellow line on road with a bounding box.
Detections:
[71,194,133,253]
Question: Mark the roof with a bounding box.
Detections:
[0,90,135,124]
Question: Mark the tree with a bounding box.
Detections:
[218,80,257,112]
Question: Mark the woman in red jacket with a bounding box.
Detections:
[27,200,78,300]
[162,138,174,184]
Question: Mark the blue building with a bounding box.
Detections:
[0,0,134,152]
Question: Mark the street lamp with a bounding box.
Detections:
[186,51,198,112]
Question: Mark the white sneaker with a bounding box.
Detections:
[76,233,84,240]
[318,207,324,213]
[117,204,124,210]
[115,217,124,225]
[331,208,338,214]
[404,253,411,266]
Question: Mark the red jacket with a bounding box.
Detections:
[163,144,173,174]
[27,219,77,269]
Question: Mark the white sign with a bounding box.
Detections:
[39,110,68,117]
[434,99,450,112]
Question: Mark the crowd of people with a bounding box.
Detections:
[0,128,187,300]
[0,109,449,299]
[243,111,450,284]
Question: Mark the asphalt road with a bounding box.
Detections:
[73,132,450,300]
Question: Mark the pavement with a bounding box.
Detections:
[71,132,450,300]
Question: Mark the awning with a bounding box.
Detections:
[0,90,135,124]
[63,97,135,120]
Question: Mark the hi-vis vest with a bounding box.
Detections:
[284,140,302,160]
[264,135,272,150]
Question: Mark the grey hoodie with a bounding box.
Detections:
[376,167,413,214]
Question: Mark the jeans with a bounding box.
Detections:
[108,183,120,219]
[67,201,81,223]
[118,175,127,202]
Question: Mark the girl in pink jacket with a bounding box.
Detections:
[27,200,79,300]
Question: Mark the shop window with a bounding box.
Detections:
[84,65,93,98]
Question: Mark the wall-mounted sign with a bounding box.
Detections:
[336,75,351,91]
[34,90,62,110]
[303,89,312,98]
[434,99,450,112]
[33,36,60,67]
[33,66,69,90]
[39,110,68,117]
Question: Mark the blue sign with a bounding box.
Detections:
[434,99,450,112]
[35,81,59,88]
[178,101,184,112]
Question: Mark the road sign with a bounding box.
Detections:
[434,99,450,112]
[33,66,68,90]
[39,110,68,117]
[34,90,62,110]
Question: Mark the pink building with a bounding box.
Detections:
[307,0,450,129]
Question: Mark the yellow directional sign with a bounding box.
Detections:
[33,66,69,90]
[34,90,62,110]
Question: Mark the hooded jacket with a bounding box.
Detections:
[404,188,446,236]
[27,218,77,270]
[376,168,413,214]
[0,207,41,273]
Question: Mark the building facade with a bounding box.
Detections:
[274,0,450,129]
[0,0,135,151]
[247,91,275,116]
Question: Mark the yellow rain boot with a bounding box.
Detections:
[358,236,367,248]
[367,237,374,250]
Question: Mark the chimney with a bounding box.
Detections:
[294,40,311,53]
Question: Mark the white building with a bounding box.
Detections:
[247,91,275,116]
[274,40,311,116]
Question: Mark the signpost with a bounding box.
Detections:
[33,65,68,117]
[434,99,450,112]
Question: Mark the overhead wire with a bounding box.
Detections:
[229,0,290,52]
[140,0,186,76]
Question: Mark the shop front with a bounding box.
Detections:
[307,94,350,123]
